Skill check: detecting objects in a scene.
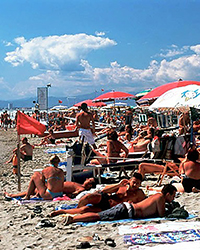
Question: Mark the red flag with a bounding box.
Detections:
[58,100,62,103]
[17,111,46,135]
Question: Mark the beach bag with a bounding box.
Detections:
[66,141,95,165]
[166,206,189,219]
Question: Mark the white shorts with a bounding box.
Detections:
[79,128,95,145]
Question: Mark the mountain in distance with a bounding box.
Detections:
[0,90,136,109]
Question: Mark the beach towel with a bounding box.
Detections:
[44,148,66,154]
[119,221,200,235]
[124,229,200,245]
[75,214,196,226]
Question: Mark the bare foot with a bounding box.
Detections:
[192,187,200,193]
[62,214,74,225]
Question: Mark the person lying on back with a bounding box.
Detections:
[62,184,177,224]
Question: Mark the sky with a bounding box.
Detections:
[1,0,200,100]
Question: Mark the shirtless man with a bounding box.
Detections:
[49,173,145,217]
[62,184,177,224]
[63,177,96,198]
[90,130,129,165]
[6,137,34,174]
[179,111,191,135]
[75,102,97,149]
[178,147,200,192]
[128,131,150,153]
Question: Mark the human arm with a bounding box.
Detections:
[90,114,95,133]
[102,179,129,194]
[157,195,166,217]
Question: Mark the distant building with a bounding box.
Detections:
[8,103,13,110]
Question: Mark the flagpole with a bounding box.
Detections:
[17,134,21,191]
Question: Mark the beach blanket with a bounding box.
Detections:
[119,221,200,235]
[44,148,66,154]
[75,214,196,227]
[124,229,200,245]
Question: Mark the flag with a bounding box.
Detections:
[17,111,46,135]
[58,100,62,103]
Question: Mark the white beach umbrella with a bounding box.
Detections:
[150,84,200,109]
[50,105,68,111]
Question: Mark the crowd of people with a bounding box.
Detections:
[4,102,200,225]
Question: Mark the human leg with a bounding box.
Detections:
[138,163,164,178]
[24,172,52,200]
[64,212,101,225]
[77,192,102,207]
[50,205,101,217]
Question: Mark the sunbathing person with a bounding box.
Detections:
[91,130,129,165]
[137,161,175,179]
[62,184,177,224]
[36,129,56,146]
[5,137,34,174]
[128,131,150,153]
[63,177,96,198]
[175,147,200,193]
[4,155,64,200]
[49,173,145,217]
[179,111,191,135]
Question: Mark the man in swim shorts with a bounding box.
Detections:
[179,147,200,192]
[62,184,177,224]
[75,103,97,149]
[6,137,34,174]
[49,173,145,217]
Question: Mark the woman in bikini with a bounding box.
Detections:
[91,130,129,165]
[4,155,64,200]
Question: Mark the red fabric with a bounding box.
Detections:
[17,111,46,135]
[58,100,62,103]
[140,80,200,100]
[93,91,135,102]
[74,99,106,107]
[66,125,76,131]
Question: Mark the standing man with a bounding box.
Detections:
[75,103,97,149]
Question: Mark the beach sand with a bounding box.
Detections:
[1,129,200,249]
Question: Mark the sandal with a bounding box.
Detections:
[76,241,91,249]
[105,238,116,247]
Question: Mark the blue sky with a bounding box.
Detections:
[1,0,200,100]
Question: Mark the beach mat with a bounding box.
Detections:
[119,221,200,235]
[124,228,200,245]
[44,148,66,154]
[76,214,196,226]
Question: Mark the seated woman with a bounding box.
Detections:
[91,130,129,165]
[4,155,64,200]
[128,130,150,152]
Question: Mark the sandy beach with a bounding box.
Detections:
[1,129,200,250]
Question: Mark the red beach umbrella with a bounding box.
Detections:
[74,99,106,107]
[140,80,200,101]
[93,91,135,102]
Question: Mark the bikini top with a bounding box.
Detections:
[45,176,62,183]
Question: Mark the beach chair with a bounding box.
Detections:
[157,160,180,186]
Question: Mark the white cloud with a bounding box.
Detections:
[95,31,105,36]
[157,45,189,58]
[4,33,116,71]
[3,39,200,99]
